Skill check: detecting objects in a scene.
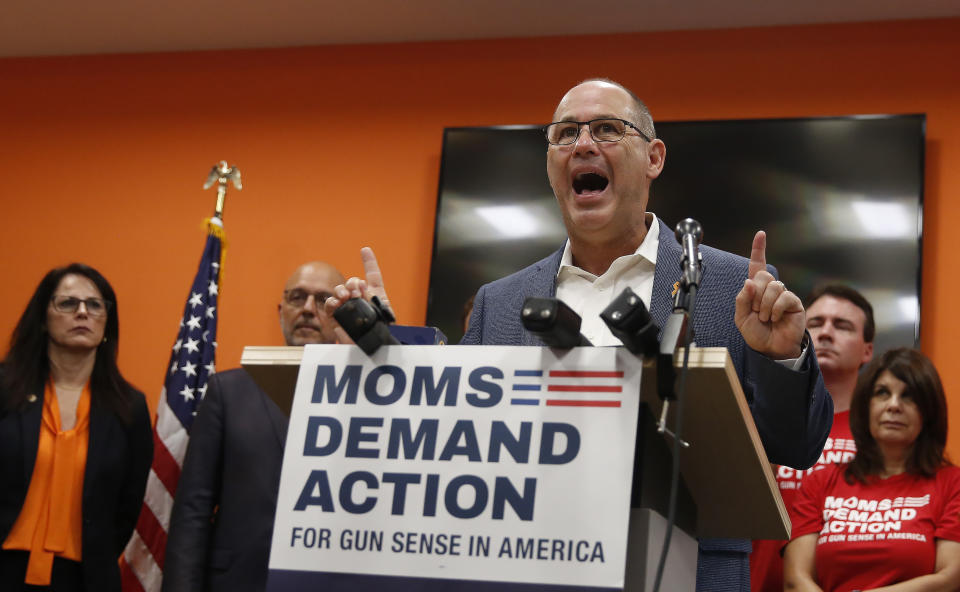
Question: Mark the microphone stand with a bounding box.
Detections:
[650,218,702,592]
[603,219,703,592]
[656,289,696,446]
[657,218,703,442]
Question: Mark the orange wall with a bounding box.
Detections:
[2,18,959,457]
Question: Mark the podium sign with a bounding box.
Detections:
[267,345,642,591]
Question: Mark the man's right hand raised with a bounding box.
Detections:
[323,247,393,344]
[734,231,805,359]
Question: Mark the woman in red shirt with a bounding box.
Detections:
[783,348,960,591]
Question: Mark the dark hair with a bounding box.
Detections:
[1,263,135,422]
[846,348,950,484]
[807,283,876,342]
[461,293,476,333]
[569,78,657,141]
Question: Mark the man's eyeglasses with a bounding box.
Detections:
[544,118,652,146]
[51,296,112,317]
[283,289,333,309]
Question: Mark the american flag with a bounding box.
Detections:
[121,218,225,592]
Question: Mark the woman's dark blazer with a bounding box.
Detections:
[0,377,153,591]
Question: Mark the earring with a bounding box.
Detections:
[102,337,108,344]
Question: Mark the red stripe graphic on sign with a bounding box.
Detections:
[541,368,624,407]
[549,370,624,378]
[548,385,622,392]
[546,400,622,407]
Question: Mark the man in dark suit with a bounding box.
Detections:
[162,261,345,592]
[328,79,832,592]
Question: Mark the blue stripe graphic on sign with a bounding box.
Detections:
[512,384,541,391]
[266,570,619,592]
[510,399,540,406]
[514,370,543,377]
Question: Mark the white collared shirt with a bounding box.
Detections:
[556,214,660,346]
[555,214,807,367]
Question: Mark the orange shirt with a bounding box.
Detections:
[2,381,91,585]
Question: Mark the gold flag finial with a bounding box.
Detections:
[203,161,242,219]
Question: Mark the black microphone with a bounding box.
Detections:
[333,295,400,355]
[600,287,659,357]
[675,218,703,291]
[521,297,592,348]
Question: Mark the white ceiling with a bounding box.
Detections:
[3,0,960,58]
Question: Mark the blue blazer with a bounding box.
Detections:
[462,218,832,591]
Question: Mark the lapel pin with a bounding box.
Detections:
[671,281,680,297]
[27,394,37,403]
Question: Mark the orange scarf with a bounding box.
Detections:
[2,381,90,585]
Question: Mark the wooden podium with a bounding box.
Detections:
[623,347,789,590]
[242,345,787,591]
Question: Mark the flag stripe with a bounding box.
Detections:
[125,531,163,592]
[135,503,168,569]
[120,556,147,592]
[155,396,189,461]
[151,430,181,496]
[142,471,175,535]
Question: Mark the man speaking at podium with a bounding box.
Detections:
[465,79,831,591]
[329,79,832,592]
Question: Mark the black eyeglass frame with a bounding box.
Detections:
[49,295,113,316]
[282,289,334,308]
[543,118,653,146]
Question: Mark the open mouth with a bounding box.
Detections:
[573,172,609,194]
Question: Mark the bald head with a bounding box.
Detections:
[283,262,344,293]
[278,261,345,346]
[554,78,656,141]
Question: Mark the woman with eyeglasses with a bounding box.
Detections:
[783,348,960,591]
[0,263,153,591]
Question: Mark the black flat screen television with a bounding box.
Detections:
[427,116,924,356]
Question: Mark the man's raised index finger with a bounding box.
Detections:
[360,247,383,287]
[748,230,767,279]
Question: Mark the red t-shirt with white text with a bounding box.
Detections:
[790,463,960,592]
[750,411,855,591]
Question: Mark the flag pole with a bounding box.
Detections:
[201,161,239,279]
[120,161,240,592]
